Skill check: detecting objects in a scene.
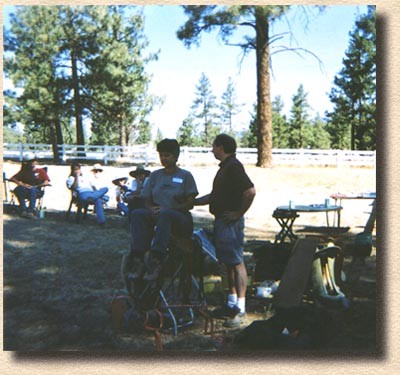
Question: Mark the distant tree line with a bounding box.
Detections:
[3,5,375,163]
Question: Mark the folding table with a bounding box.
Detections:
[273,204,343,243]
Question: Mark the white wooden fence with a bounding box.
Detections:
[2,143,376,167]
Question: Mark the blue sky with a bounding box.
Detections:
[141,5,370,138]
[3,4,370,139]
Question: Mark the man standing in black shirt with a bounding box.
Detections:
[195,134,256,328]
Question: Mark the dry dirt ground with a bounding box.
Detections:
[2,162,378,354]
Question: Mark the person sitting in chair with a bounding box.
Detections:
[126,139,199,282]
[10,152,51,218]
[114,165,150,216]
[90,163,110,205]
[66,161,109,225]
[127,165,151,213]
[113,177,130,216]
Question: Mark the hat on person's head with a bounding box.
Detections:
[91,163,104,172]
[23,152,36,162]
[129,165,151,178]
[112,177,129,186]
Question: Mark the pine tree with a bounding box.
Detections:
[177,5,325,166]
[326,6,376,150]
[86,6,159,146]
[288,84,310,148]
[4,6,66,160]
[271,96,289,148]
[177,116,201,146]
[220,77,243,133]
[303,114,331,149]
[240,103,258,148]
[190,73,220,145]
[4,5,158,159]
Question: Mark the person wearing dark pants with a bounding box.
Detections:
[194,134,256,328]
[10,153,51,218]
[126,139,198,282]
[66,162,109,225]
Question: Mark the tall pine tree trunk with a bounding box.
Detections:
[49,117,64,163]
[49,124,61,163]
[55,117,64,158]
[255,9,272,167]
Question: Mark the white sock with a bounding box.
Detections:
[227,293,237,308]
[237,297,246,314]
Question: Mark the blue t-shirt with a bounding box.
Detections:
[142,167,198,210]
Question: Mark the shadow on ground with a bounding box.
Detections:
[2,205,379,355]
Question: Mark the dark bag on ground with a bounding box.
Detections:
[253,242,292,281]
[234,305,336,350]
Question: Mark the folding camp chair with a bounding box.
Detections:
[65,188,93,223]
[4,169,48,214]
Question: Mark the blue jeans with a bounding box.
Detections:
[214,217,245,266]
[130,208,193,259]
[13,186,41,212]
[78,187,108,224]
[117,201,129,216]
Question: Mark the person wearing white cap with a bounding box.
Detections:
[90,163,109,204]
[10,153,50,218]
[66,161,109,225]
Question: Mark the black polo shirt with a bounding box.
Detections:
[209,154,254,217]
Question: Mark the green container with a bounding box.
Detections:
[203,275,222,294]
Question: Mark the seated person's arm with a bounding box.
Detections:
[126,179,144,198]
[34,179,51,188]
[10,176,29,188]
[66,173,79,191]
